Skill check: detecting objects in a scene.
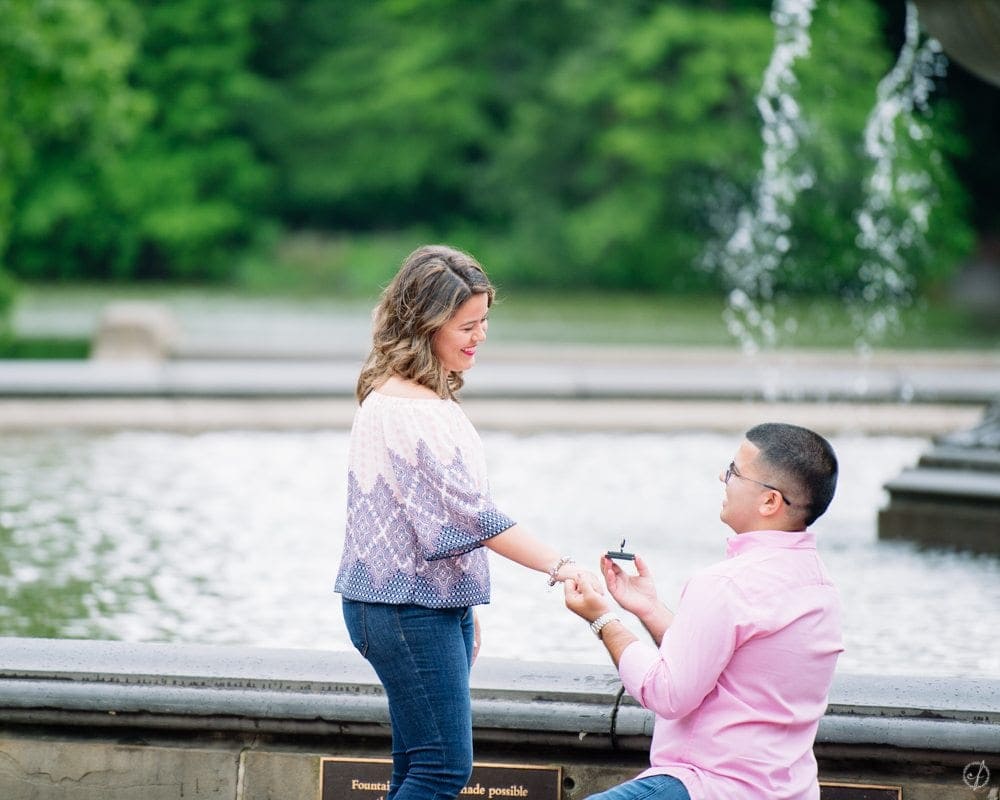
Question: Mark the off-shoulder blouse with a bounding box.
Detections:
[335,391,515,607]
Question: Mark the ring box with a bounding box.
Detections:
[606,539,635,561]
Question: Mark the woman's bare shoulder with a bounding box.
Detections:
[374,374,441,400]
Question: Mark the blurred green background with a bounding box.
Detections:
[0,0,997,349]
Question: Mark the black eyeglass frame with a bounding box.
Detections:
[724,461,797,507]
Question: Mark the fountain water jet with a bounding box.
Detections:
[877,1,1000,554]
[708,0,1000,552]
[709,1,947,355]
[710,0,816,355]
[850,2,947,345]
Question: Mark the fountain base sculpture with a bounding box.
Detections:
[878,2,1000,556]
[913,0,1000,87]
[879,403,1000,554]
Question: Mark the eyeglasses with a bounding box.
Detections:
[724,461,796,507]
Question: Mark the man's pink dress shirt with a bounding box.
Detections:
[617,530,843,800]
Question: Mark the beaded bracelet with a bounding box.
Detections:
[546,556,575,587]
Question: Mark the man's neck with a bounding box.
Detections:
[733,523,807,535]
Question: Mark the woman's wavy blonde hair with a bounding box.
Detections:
[356,244,495,403]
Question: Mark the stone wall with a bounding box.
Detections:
[0,639,996,799]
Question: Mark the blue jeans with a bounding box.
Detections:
[343,599,475,800]
[587,776,690,800]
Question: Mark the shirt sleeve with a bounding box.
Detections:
[386,402,515,561]
[618,572,741,719]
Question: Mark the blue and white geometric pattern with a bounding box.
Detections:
[336,438,515,608]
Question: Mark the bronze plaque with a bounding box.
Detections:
[820,782,902,800]
[321,758,561,800]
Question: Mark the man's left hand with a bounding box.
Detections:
[563,573,612,622]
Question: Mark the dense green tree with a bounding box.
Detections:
[478,1,775,290]
[244,0,780,290]
[780,0,972,294]
[113,1,272,280]
[0,0,146,312]
[0,0,146,282]
[246,0,582,230]
[247,1,481,228]
[6,0,271,282]
[0,0,981,295]
[479,0,972,293]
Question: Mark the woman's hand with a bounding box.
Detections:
[560,565,605,595]
[563,573,612,623]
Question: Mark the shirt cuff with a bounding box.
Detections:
[617,639,661,700]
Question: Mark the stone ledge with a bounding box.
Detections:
[0,397,984,436]
[883,467,1000,500]
[0,638,996,753]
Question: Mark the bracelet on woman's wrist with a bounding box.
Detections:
[590,612,620,638]
[547,556,575,587]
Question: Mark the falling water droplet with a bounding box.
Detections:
[703,0,946,360]
[707,0,817,354]
[850,0,947,348]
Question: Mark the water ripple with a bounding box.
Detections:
[0,430,995,677]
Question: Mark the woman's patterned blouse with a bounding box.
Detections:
[335,391,515,607]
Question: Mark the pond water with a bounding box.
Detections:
[1,429,997,678]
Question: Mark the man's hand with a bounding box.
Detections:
[602,553,659,618]
[564,573,639,668]
[563,572,612,623]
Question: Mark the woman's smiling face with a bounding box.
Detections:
[432,292,489,373]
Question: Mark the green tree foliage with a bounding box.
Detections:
[0,0,146,313]
[480,0,971,293]
[0,0,146,284]
[5,0,271,282]
[110,1,272,280]
[245,0,972,294]
[479,2,777,290]
[0,0,979,295]
[776,0,972,294]
[246,0,571,230]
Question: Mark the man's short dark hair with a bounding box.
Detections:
[745,423,838,526]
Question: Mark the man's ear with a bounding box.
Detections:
[757,490,783,518]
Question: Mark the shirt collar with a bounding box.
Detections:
[725,529,816,559]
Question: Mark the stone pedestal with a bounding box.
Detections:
[878,0,1000,554]
[879,404,1000,554]
[91,302,177,361]
[914,0,1000,88]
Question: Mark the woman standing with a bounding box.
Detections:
[336,244,595,800]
